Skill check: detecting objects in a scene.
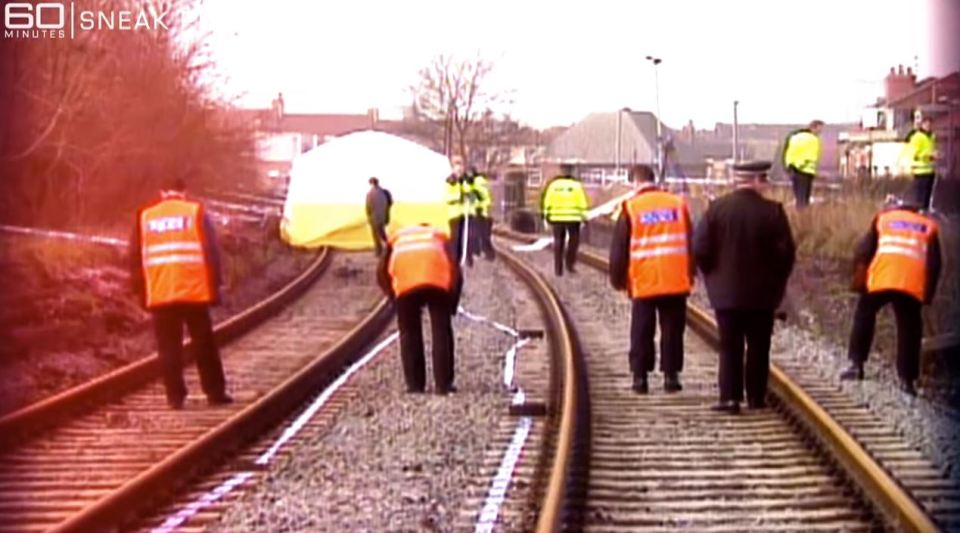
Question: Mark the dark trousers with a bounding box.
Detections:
[370,220,388,256]
[848,291,923,383]
[466,215,482,261]
[790,169,814,208]
[551,222,581,275]
[448,216,467,265]
[912,174,935,210]
[714,309,775,404]
[629,295,687,376]
[152,303,227,403]
[477,214,496,259]
[395,287,455,392]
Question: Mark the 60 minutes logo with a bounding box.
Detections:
[3,2,169,40]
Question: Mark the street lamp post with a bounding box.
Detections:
[645,56,663,181]
[733,100,740,163]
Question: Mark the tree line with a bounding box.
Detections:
[0,0,257,230]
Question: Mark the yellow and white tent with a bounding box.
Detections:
[280,130,452,249]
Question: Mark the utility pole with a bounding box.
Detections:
[616,108,623,176]
[646,56,663,181]
[733,100,740,163]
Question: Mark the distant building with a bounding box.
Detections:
[240,93,379,185]
[544,110,848,182]
[838,66,960,179]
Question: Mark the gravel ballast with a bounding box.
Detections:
[211,257,547,531]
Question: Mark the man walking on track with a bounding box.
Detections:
[783,120,823,208]
[130,177,233,410]
[541,163,590,276]
[378,223,463,395]
[693,161,795,413]
[609,164,694,394]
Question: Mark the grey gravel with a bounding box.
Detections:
[211,258,534,532]
[574,236,959,485]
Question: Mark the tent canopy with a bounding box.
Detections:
[281,130,452,249]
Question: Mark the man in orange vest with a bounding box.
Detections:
[609,164,694,394]
[841,197,942,396]
[130,178,232,410]
[377,223,463,394]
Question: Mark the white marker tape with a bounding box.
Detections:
[511,237,553,252]
[474,416,533,533]
[0,224,127,247]
[503,338,531,389]
[458,306,520,338]
[152,332,399,533]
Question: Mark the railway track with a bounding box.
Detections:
[0,251,391,532]
[477,231,950,532]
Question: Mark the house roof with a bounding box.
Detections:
[278,113,374,137]
[546,111,664,164]
[884,71,960,109]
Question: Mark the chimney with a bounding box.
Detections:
[271,92,285,122]
[367,108,379,126]
[884,65,917,104]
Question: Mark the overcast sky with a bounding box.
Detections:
[192,0,931,129]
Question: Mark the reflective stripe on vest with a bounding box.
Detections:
[140,199,213,308]
[388,226,453,297]
[624,190,692,298]
[867,209,936,301]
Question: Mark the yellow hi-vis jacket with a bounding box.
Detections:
[460,178,478,217]
[473,174,492,216]
[905,128,936,176]
[541,176,589,223]
[445,178,463,220]
[783,129,821,176]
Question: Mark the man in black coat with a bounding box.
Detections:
[693,161,796,413]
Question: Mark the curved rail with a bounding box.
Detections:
[496,247,586,533]
[52,297,393,532]
[0,247,332,446]
[493,227,938,533]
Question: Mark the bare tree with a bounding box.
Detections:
[412,54,505,162]
[0,0,257,228]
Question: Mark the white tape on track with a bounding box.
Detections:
[458,306,537,532]
[0,224,127,247]
[474,416,533,533]
[151,331,399,533]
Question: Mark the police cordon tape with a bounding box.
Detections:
[152,306,535,532]
[455,307,537,533]
[0,224,128,247]
[151,332,400,533]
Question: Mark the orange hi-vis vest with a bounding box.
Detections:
[388,225,453,297]
[867,209,937,301]
[624,188,692,299]
[140,198,213,308]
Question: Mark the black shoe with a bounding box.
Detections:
[207,394,234,406]
[747,399,767,409]
[664,373,682,393]
[632,374,648,394]
[900,380,917,397]
[555,268,563,276]
[711,400,740,414]
[436,385,458,395]
[566,265,577,274]
[407,386,425,394]
[839,364,864,381]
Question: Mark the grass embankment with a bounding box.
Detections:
[0,224,315,414]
